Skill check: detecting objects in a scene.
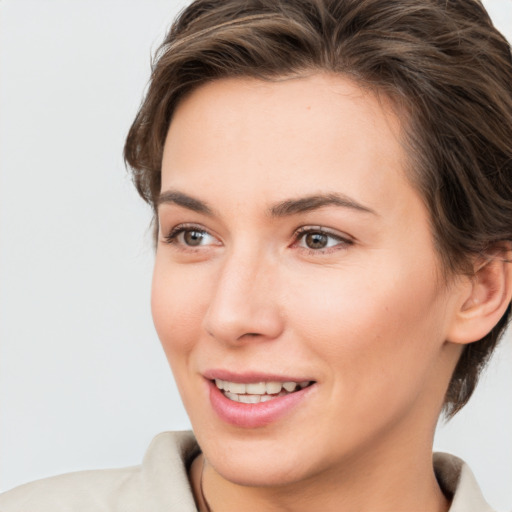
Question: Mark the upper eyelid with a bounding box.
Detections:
[164,222,210,236]
[293,226,354,241]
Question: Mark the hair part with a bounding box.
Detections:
[124,0,512,418]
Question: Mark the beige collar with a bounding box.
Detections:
[434,452,495,512]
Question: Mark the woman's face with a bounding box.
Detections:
[152,74,464,486]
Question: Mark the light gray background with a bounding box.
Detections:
[0,1,511,510]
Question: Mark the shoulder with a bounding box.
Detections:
[0,466,140,512]
[433,452,495,512]
[0,431,200,512]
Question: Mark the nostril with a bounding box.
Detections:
[234,332,264,342]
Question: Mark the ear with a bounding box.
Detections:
[447,245,512,345]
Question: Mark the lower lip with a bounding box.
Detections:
[207,380,315,428]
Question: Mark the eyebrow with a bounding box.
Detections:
[269,193,377,217]
[157,190,377,217]
[157,190,214,215]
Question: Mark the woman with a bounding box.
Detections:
[1,0,511,511]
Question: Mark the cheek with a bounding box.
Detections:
[151,257,210,358]
[285,266,450,436]
[284,258,448,380]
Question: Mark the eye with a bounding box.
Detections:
[302,232,333,250]
[294,227,352,252]
[163,224,219,248]
[180,229,209,246]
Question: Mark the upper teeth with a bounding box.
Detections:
[215,379,310,395]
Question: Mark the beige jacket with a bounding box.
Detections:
[0,431,495,511]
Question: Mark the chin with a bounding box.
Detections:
[210,455,311,488]
[194,426,328,489]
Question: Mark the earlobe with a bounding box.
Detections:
[447,246,512,345]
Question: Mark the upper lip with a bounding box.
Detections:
[203,369,315,384]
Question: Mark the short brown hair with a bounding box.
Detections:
[124,0,512,417]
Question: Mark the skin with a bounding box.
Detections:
[152,74,472,512]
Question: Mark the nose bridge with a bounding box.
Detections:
[203,243,282,344]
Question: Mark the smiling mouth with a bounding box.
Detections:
[214,379,314,404]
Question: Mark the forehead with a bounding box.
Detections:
[162,73,413,217]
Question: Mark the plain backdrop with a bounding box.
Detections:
[0,1,511,510]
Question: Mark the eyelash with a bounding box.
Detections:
[162,224,353,254]
[163,223,215,250]
[293,226,353,254]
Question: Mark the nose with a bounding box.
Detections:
[202,248,284,345]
